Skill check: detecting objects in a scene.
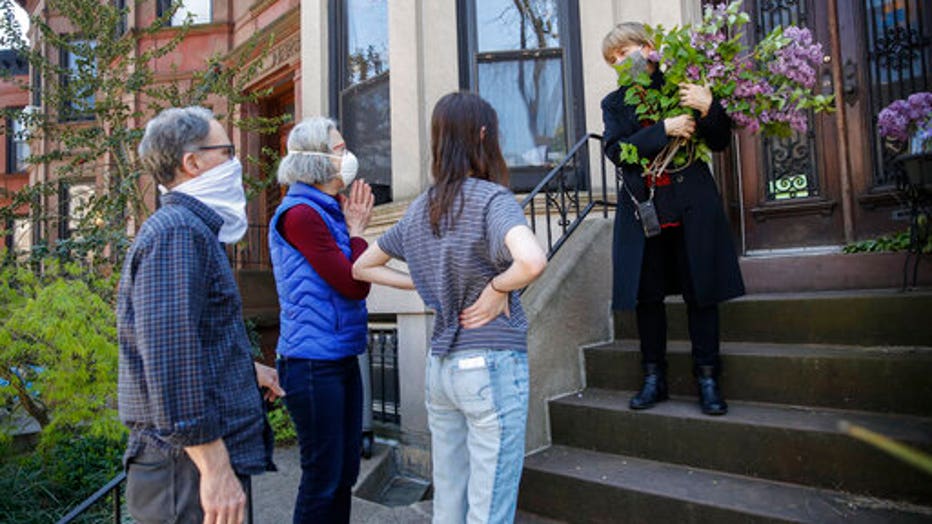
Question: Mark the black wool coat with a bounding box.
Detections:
[601,74,745,311]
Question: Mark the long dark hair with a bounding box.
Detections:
[428,92,509,236]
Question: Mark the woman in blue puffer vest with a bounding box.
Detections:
[268,117,374,524]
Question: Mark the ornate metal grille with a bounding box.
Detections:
[864,0,931,187]
[756,0,821,200]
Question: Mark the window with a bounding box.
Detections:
[58,182,94,239]
[330,0,392,205]
[59,39,97,121]
[863,0,930,186]
[3,218,31,258]
[7,108,30,173]
[158,0,211,26]
[31,63,41,107]
[113,0,128,36]
[457,0,585,190]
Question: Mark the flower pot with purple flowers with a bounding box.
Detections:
[878,92,932,154]
[878,92,932,187]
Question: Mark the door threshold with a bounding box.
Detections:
[744,245,844,258]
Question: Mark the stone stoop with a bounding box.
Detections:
[519,291,932,523]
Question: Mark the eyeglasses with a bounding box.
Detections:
[195,144,236,158]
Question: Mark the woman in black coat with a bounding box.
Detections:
[601,22,745,415]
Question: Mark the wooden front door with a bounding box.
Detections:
[731,0,931,253]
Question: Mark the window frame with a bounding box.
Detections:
[328,0,393,205]
[455,0,587,191]
[158,0,212,27]
[6,107,29,174]
[4,216,32,258]
[58,37,97,122]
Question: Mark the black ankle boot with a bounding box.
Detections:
[361,430,374,459]
[629,363,668,410]
[696,365,727,416]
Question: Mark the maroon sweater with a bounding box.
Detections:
[278,203,371,300]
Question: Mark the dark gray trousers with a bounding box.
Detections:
[126,444,253,524]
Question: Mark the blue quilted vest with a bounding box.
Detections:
[269,183,368,360]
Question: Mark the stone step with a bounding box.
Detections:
[739,251,932,294]
[549,389,932,503]
[585,341,932,416]
[519,445,932,524]
[613,289,932,346]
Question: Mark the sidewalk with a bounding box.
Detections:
[254,444,432,523]
[253,445,563,523]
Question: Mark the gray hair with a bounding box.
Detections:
[138,106,214,186]
[277,117,339,187]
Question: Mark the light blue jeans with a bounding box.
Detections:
[426,349,530,524]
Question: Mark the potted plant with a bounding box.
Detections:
[877,92,932,187]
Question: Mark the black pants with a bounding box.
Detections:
[278,355,362,524]
[126,444,253,524]
[636,227,721,372]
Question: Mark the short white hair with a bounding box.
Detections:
[277,117,339,186]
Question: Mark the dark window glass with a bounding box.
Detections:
[60,39,96,121]
[31,63,40,107]
[754,0,817,200]
[333,0,392,204]
[114,0,128,36]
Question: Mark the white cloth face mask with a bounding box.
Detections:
[161,157,248,243]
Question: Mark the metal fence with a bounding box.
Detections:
[521,133,614,259]
[367,323,400,425]
[55,472,126,524]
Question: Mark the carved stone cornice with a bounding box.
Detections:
[228,7,300,88]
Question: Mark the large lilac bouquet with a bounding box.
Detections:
[877,92,932,153]
[616,1,833,171]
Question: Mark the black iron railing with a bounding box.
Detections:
[367,324,400,424]
[55,471,125,524]
[521,133,615,259]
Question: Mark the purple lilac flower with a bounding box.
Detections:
[770,27,822,90]
[708,63,725,79]
[878,92,932,142]
[686,64,701,81]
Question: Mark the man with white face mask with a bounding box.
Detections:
[118,106,285,524]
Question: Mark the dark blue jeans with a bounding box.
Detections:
[278,355,362,524]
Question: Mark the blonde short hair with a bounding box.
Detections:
[602,22,649,65]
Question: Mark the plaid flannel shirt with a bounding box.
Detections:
[117,191,273,475]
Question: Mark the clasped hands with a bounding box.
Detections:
[664,83,713,140]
